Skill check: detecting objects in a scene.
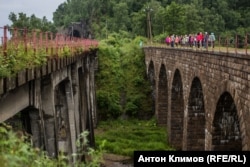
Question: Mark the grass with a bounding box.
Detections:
[94,118,174,157]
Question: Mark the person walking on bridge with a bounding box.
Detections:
[209,32,216,48]
[197,32,203,48]
[203,32,209,49]
[171,34,175,47]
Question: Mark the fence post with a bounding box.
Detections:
[14,28,18,53]
[226,36,228,54]
[45,32,48,54]
[218,35,220,52]
[50,32,53,56]
[3,26,8,57]
[33,30,37,55]
[235,34,238,55]
[245,33,248,55]
[39,31,43,53]
[24,28,27,53]
[56,33,59,57]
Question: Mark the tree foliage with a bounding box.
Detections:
[8,12,56,33]
[96,34,153,120]
[52,0,250,39]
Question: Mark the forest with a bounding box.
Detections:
[52,0,250,40]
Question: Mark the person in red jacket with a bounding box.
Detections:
[197,32,203,48]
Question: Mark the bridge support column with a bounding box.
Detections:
[29,109,43,149]
[41,76,57,157]
[65,80,77,162]
[78,67,88,132]
[89,56,97,128]
[71,64,81,138]
[84,56,95,147]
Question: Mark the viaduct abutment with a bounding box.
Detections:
[0,50,98,160]
[144,46,250,151]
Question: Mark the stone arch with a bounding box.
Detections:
[186,77,205,150]
[148,60,155,82]
[170,69,184,150]
[157,64,168,126]
[212,91,242,150]
[148,61,156,115]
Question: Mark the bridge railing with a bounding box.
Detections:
[0,26,98,78]
[217,34,249,55]
[0,26,98,58]
[148,33,249,56]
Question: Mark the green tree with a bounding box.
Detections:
[8,12,55,33]
[184,4,203,34]
[164,2,186,35]
[8,12,30,29]
[111,2,130,32]
[96,34,153,119]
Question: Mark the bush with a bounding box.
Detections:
[0,123,103,167]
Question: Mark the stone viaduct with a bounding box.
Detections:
[0,50,98,160]
[144,46,250,151]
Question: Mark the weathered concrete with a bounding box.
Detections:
[144,47,250,151]
[0,50,98,160]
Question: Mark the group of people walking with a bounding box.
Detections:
[165,32,216,49]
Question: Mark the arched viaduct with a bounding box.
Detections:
[144,46,250,151]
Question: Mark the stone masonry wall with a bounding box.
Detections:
[144,46,250,150]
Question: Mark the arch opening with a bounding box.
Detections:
[71,29,81,38]
[212,92,242,151]
[148,61,156,115]
[187,77,205,150]
[4,107,43,149]
[170,69,184,150]
[157,64,168,125]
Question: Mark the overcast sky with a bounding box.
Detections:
[0,0,66,40]
[0,0,66,27]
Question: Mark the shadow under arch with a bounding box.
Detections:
[187,77,205,150]
[4,106,44,149]
[157,64,168,126]
[72,29,81,38]
[212,91,242,150]
[148,61,156,115]
[170,69,184,150]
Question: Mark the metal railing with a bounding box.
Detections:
[0,26,98,58]
[147,33,250,56]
